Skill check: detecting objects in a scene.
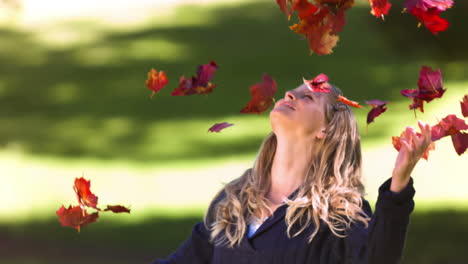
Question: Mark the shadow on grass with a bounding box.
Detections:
[0,209,467,264]
[0,0,467,164]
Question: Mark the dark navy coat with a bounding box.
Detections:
[153,176,415,264]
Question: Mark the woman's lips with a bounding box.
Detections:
[279,102,295,110]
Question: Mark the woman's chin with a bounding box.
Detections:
[270,107,292,117]
[269,108,292,126]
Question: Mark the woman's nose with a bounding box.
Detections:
[285,91,296,100]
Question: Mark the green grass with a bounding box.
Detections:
[0,0,467,263]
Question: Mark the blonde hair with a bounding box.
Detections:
[203,84,371,248]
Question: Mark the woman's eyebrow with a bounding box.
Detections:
[304,91,317,98]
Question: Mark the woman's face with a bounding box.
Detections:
[270,84,328,139]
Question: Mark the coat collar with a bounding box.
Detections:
[239,186,302,252]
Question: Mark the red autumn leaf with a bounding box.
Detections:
[401,66,446,113]
[392,127,435,160]
[277,0,289,14]
[314,0,354,14]
[431,114,468,141]
[293,0,319,18]
[303,73,331,93]
[461,95,468,118]
[56,205,99,232]
[171,61,218,96]
[406,0,453,35]
[417,66,446,101]
[58,177,131,231]
[368,0,392,19]
[197,61,218,87]
[404,0,453,12]
[451,132,468,156]
[240,74,277,114]
[145,69,169,99]
[367,106,387,125]
[208,122,234,133]
[304,25,340,55]
[408,7,449,35]
[365,100,388,125]
[337,95,362,108]
[409,97,424,113]
[104,205,131,213]
[74,177,98,209]
[276,0,296,17]
[330,10,347,34]
[431,114,468,155]
[288,0,347,55]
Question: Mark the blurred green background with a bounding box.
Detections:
[0,0,467,263]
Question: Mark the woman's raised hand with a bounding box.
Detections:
[390,120,433,193]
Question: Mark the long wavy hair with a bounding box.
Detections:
[203,84,371,248]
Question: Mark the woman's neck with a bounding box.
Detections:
[267,136,316,205]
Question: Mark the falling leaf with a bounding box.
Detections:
[58,177,131,231]
[417,66,446,101]
[451,132,468,155]
[404,0,453,12]
[74,177,98,209]
[431,114,468,141]
[409,7,449,35]
[171,61,218,96]
[365,100,388,125]
[392,127,435,160]
[276,0,296,17]
[277,0,289,14]
[56,205,99,232]
[303,73,331,93]
[461,95,468,118]
[368,0,391,19]
[208,122,234,133]
[401,66,446,113]
[240,74,277,114]
[315,0,355,14]
[145,69,168,99]
[403,0,453,35]
[104,205,131,213]
[288,0,350,55]
[337,95,362,108]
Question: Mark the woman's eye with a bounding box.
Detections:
[304,95,313,100]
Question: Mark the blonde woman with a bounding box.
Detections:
[153,83,432,264]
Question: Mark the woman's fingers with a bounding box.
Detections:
[400,137,411,153]
[401,122,434,162]
[405,126,417,149]
[417,120,432,148]
[417,120,425,133]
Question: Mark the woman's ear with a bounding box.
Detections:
[315,128,327,140]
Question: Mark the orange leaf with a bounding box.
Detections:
[145,69,168,98]
[288,0,347,55]
[337,95,362,108]
[74,177,99,209]
[392,130,435,160]
[56,205,99,232]
[368,0,391,19]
